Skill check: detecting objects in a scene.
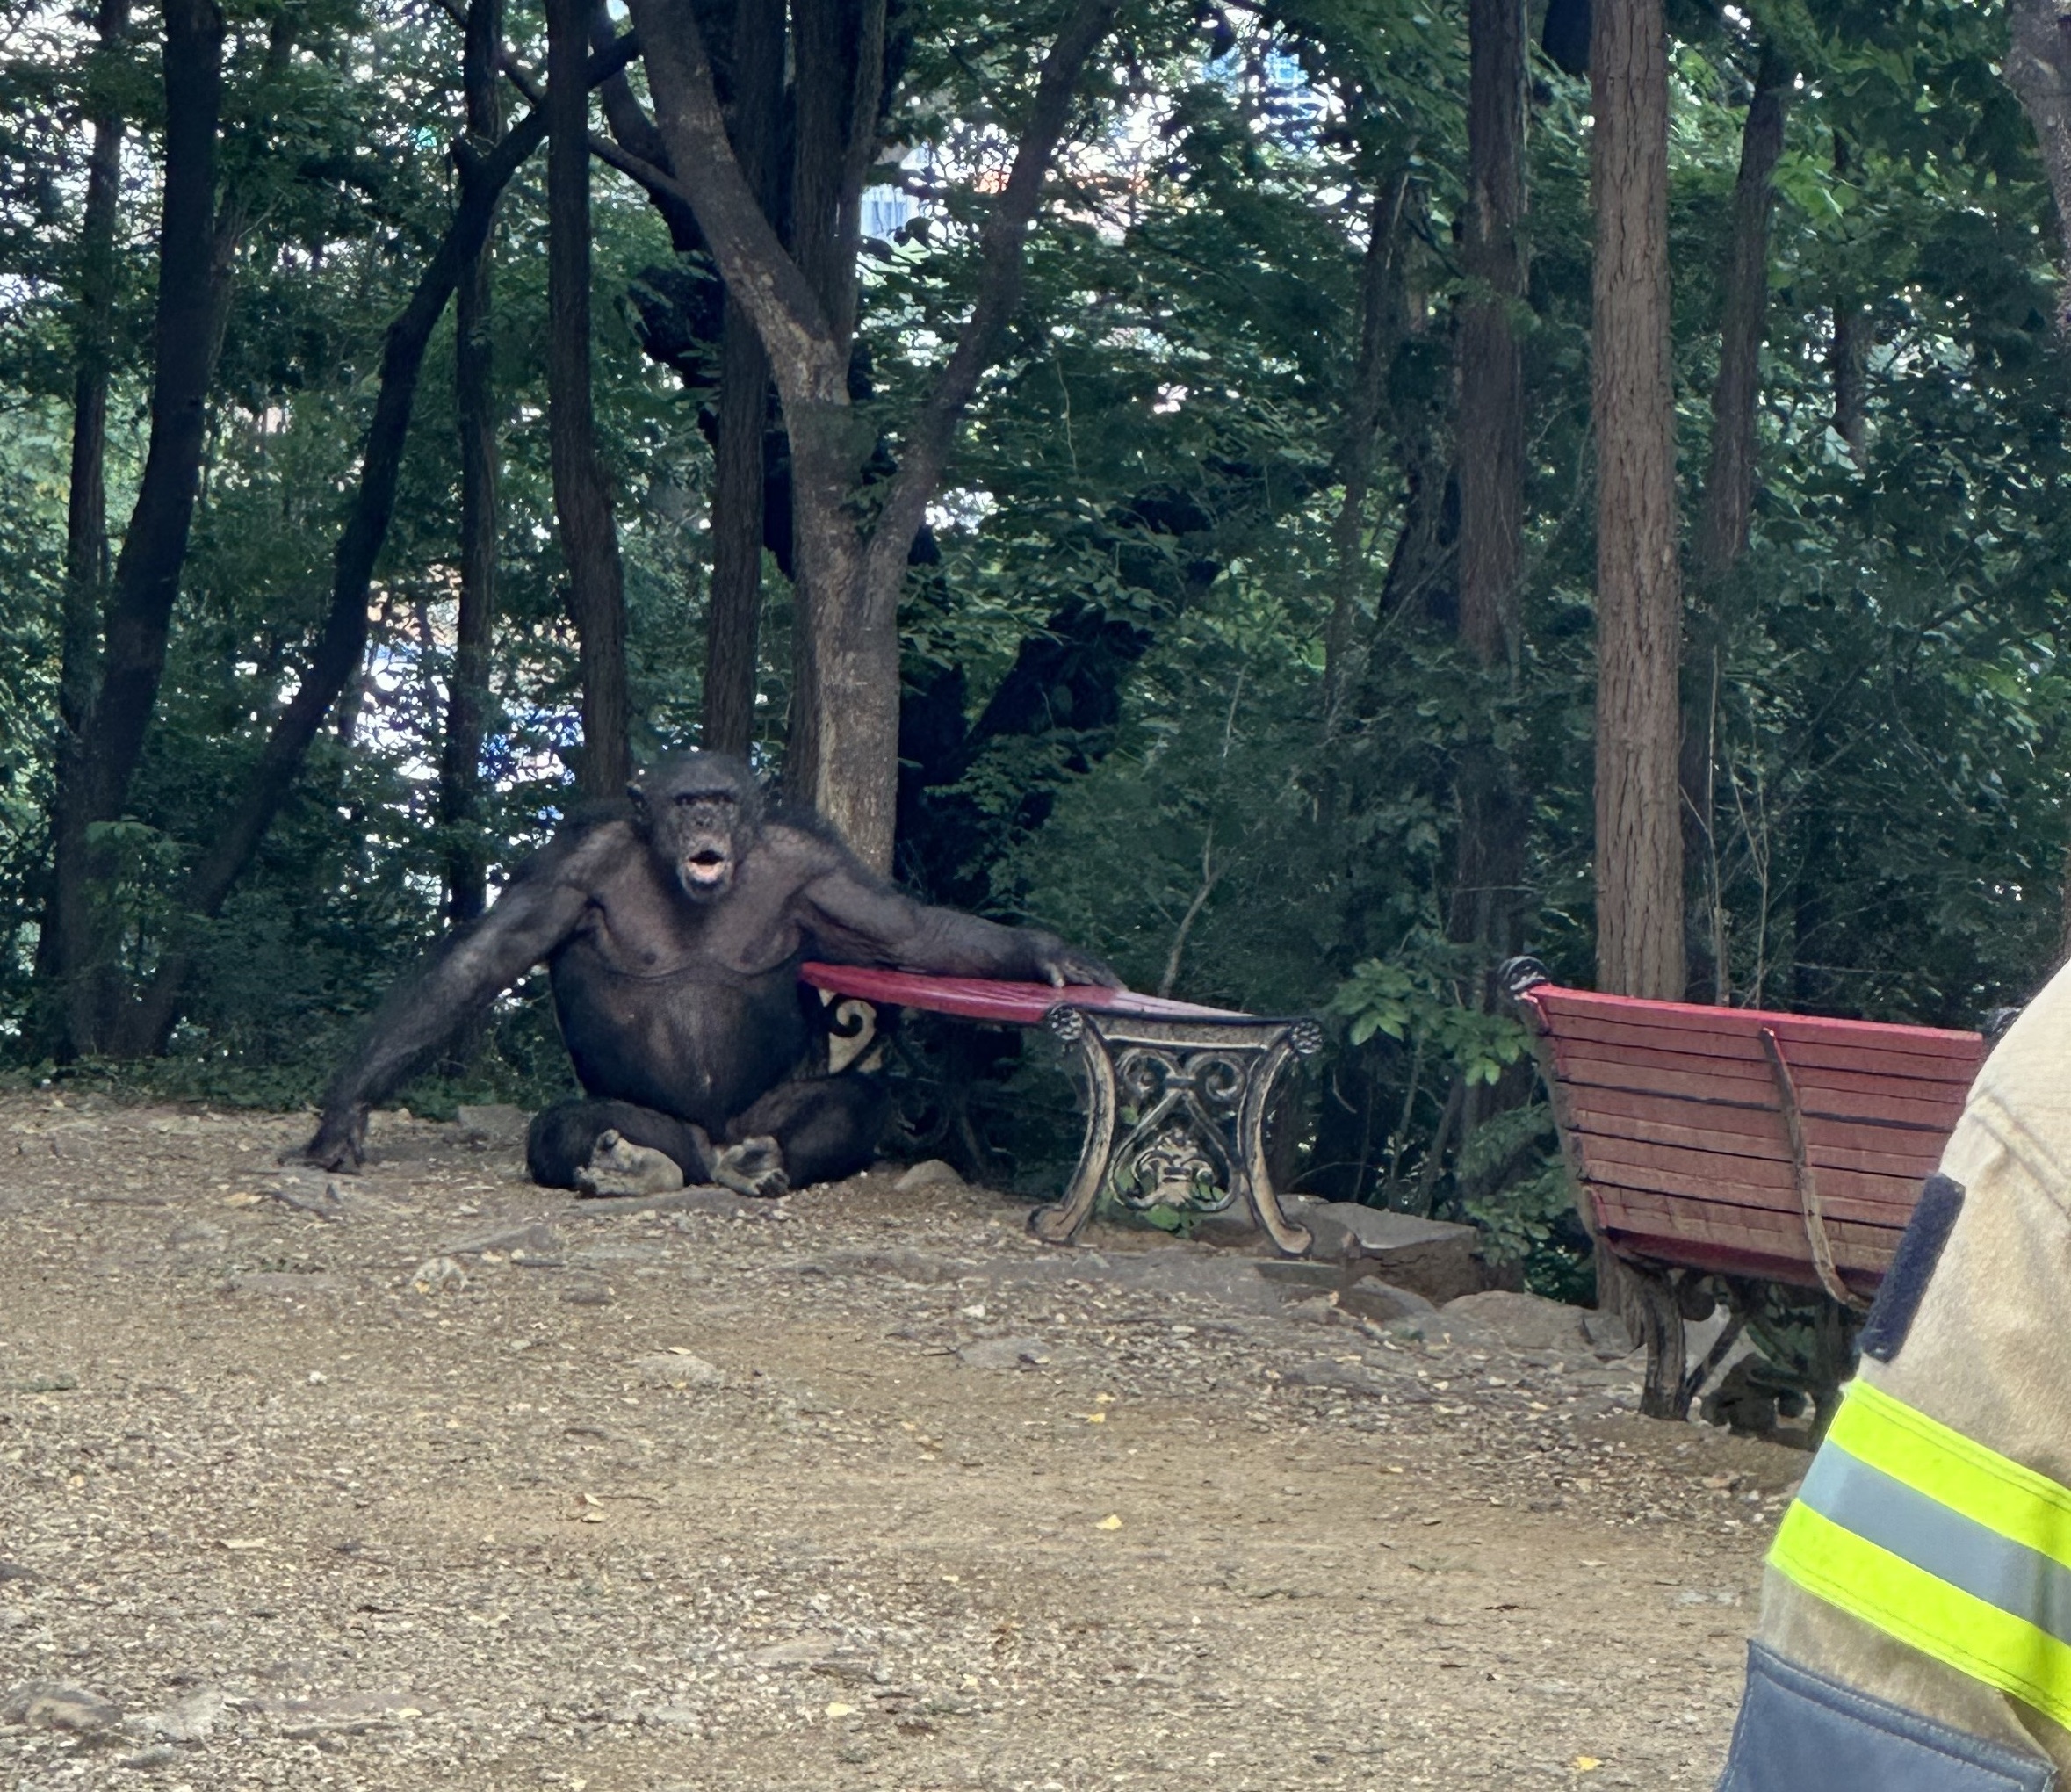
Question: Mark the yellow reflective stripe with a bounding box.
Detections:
[1771,1501,2071,1731]
[1830,1380,2071,1569]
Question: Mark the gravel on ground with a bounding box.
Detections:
[0,1094,1799,1790]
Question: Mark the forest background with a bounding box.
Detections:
[5,0,2071,1297]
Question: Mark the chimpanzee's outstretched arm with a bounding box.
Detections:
[793,840,1122,989]
[301,836,601,1169]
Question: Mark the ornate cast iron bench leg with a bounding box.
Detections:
[1030,1008,1323,1256]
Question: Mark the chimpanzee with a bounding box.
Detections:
[302,752,1119,1197]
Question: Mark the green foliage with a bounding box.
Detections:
[1330,957,1530,1087]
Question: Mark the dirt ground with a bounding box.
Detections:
[0,1092,1807,1791]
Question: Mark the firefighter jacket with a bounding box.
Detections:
[1717,959,2071,1789]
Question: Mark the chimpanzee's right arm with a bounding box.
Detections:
[300,831,603,1170]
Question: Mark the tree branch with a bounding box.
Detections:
[431,0,545,107]
[626,0,848,401]
[115,27,644,1053]
[862,0,1120,608]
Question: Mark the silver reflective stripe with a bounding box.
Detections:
[1799,1446,2071,1649]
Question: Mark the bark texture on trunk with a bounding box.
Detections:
[701,0,783,757]
[548,0,631,800]
[58,0,133,747]
[40,0,227,1059]
[1591,0,1685,1420]
[1694,40,1788,579]
[2006,0,2071,334]
[1590,0,1684,1005]
[625,0,1116,868]
[781,0,888,839]
[442,0,506,928]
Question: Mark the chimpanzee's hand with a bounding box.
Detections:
[1026,931,1125,991]
[299,1105,368,1173]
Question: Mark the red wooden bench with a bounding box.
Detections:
[1502,957,1987,1417]
[799,963,1324,1251]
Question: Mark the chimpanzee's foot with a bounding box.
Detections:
[711,1135,789,1199]
[575,1129,687,1199]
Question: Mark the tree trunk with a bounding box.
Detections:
[629,0,1117,868]
[441,0,505,929]
[548,0,631,799]
[701,0,783,756]
[1591,0,1686,1415]
[2006,0,2071,334]
[1319,173,1408,736]
[1591,0,1684,1005]
[39,0,227,1059]
[1680,40,1787,1003]
[1449,0,1531,1173]
[112,36,642,1055]
[1694,40,1788,580]
[57,0,133,748]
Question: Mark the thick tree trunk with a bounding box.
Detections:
[701,0,783,756]
[629,0,1116,868]
[113,38,640,1055]
[57,0,133,747]
[40,0,227,1059]
[548,0,631,800]
[442,0,505,928]
[781,0,887,837]
[1694,40,1788,579]
[2006,0,2071,333]
[1590,0,1684,1006]
[1591,0,1685,1413]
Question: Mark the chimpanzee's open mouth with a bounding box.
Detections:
[681,848,732,890]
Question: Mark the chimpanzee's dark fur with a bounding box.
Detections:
[302,752,1118,1196]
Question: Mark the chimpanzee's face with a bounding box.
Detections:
[631,755,761,904]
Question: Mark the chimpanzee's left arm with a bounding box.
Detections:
[790,833,1122,989]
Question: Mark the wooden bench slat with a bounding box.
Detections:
[1592,1185,1899,1269]
[1565,1106,1945,1180]
[1557,1084,1952,1167]
[1597,1229,1873,1292]
[1575,1145,1923,1226]
[1548,1037,1974,1112]
[1548,1057,1967,1130]
[1533,987,1983,1054]
[1542,1009,1984,1083]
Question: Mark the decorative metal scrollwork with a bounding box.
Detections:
[1106,1044,1252,1212]
[1030,1008,1321,1257]
[1118,1125,1232,1214]
[822,995,880,1074]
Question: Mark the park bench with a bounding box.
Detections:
[1501,956,1987,1419]
[798,962,1324,1253]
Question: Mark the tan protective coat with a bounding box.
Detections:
[1753,959,2071,1766]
